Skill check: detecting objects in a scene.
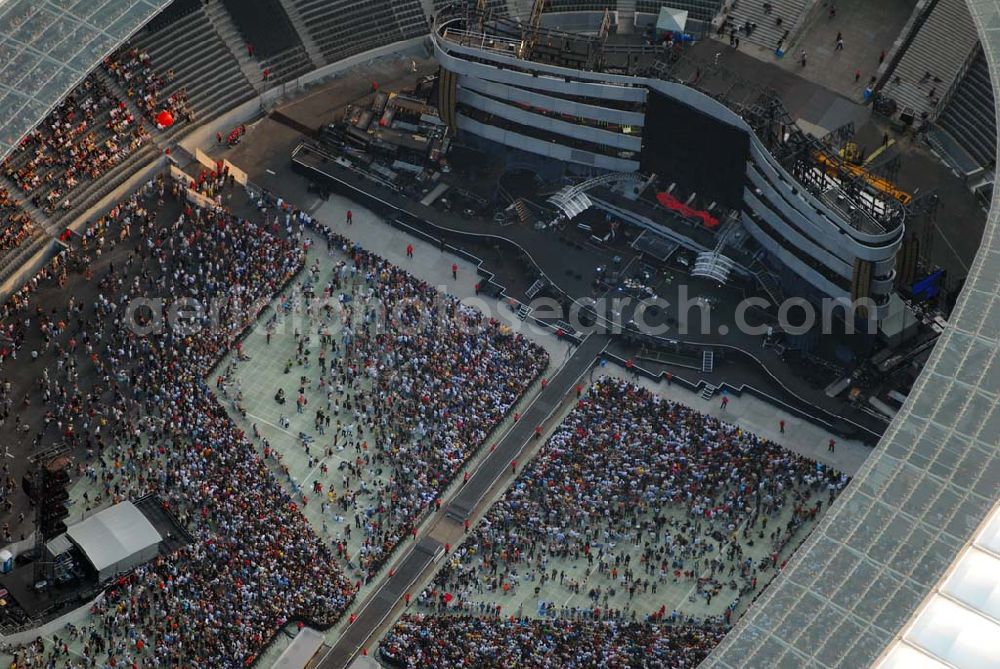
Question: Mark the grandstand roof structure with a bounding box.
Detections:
[705,2,1000,665]
[0,0,172,162]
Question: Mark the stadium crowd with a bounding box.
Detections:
[383,378,848,664]
[1,74,149,215]
[104,47,194,127]
[380,614,728,668]
[223,191,550,580]
[0,169,548,667]
[0,187,36,256]
[1,176,352,667]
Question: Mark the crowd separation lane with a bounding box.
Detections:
[378,377,849,667]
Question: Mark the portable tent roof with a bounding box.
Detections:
[66,501,161,581]
[656,7,689,34]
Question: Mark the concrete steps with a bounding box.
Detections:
[49,144,160,234]
[0,233,53,287]
[292,0,428,65]
[275,0,327,68]
[202,0,267,93]
[94,68,169,154]
[880,0,979,123]
[937,47,996,168]
[720,0,813,51]
[0,175,51,234]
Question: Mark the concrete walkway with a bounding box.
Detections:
[745,0,918,101]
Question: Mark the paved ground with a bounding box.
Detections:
[770,0,918,100]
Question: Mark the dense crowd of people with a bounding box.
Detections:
[0,169,549,666]
[104,47,194,128]
[0,187,36,256]
[388,378,847,662]
[225,185,549,580]
[380,614,728,668]
[1,74,150,215]
[1,177,354,667]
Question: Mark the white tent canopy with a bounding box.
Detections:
[66,501,161,581]
[656,7,689,34]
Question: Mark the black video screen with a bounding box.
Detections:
[640,91,750,209]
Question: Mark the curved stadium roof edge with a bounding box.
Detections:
[0,0,173,164]
[703,0,1000,666]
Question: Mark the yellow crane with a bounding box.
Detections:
[814,151,912,206]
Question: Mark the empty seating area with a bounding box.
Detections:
[129,8,255,132]
[291,0,429,65]
[880,0,979,123]
[544,1,616,11]
[434,0,509,19]
[103,47,195,129]
[145,0,201,32]
[261,47,314,85]
[0,74,151,217]
[936,46,996,169]
[220,0,303,58]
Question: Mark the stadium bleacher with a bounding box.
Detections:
[0,74,152,220]
[0,187,44,281]
[935,45,996,170]
[880,0,979,123]
[545,0,617,11]
[130,6,256,132]
[220,0,304,58]
[144,0,202,33]
[290,0,429,65]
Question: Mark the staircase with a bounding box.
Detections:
[880,0,979,124]
[721,0,815,51]
[935,46,996,170]
[525,279,546,300]
[702,349,714,373]
[514,198,531,225]
[617,0,636,34]
[700,384,716,400]
[692,250,736,284]
[0,233,53,285]
[202,0,266,93]
[749,256,785,305]
[0,175,51,234]
[274,0,327,68]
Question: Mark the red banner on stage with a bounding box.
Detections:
[656,192,720,229]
